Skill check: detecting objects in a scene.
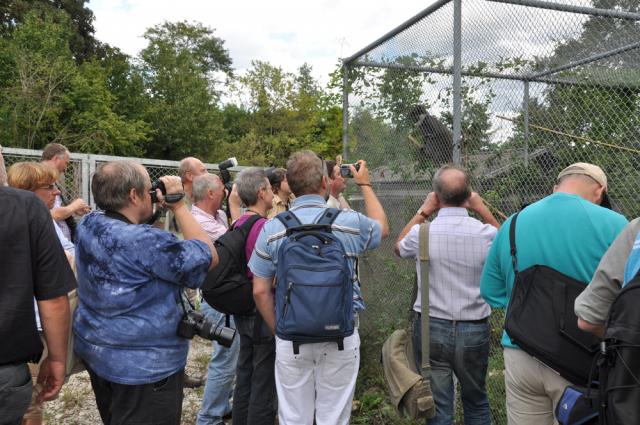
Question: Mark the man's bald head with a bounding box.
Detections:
[178,157,207,182]
[432,164,471,207]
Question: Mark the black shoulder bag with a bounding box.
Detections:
[504,212,599,385]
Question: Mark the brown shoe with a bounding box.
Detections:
[183,372,203,388]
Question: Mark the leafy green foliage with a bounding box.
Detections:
[0,6,344,164]
[1,0,100,62]
[0,9,148,154]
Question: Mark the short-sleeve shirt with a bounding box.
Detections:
[192,205,228,242]
[398,207,496,320]
[73,211,212,385]
[480,192,628,348]
[0,187,76,364]
[248,194,382,312]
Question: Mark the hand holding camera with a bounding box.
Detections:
[151,176,185,208]
[340,162,360,178]
[350,160,371,187]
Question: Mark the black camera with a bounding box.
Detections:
[177,310,236,347]
[150,180,184,204]
[340,163,361,178]
[218,157,238,192]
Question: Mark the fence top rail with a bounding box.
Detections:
[342,0,452,65]
[344,0,640,72]
[487,0,640,20]
[348,60,640,89]
[2,147,247,173]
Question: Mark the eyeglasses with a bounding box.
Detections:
[37,184,57,191]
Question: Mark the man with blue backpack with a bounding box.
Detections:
[249,150,389,425]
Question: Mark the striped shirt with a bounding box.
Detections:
[248,194,382,312]
[191,205,228,242]
[399,207,496,321]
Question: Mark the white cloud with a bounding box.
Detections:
[88,0,435,83]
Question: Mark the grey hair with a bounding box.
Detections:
[41,143,69,161]
[235,167,268,207]
[192,173,221,204]
[432,164,471,207]
[92,160,146,211]
[286,150,326,197]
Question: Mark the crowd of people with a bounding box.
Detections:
[0,142,636,425]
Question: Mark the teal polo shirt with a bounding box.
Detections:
[480,192,628,349]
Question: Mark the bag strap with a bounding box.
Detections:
[315,208,341,227]
[419,221,431,380]
[233,213,263,233]
[276,210,302,230]
[509,212,520,274]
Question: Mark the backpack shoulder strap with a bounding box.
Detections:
[316,208,340,227]
[234,213,263,232]
[275,210,302,230]
[509,212,520,274]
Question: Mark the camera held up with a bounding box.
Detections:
[150,180,185,204]
[218,157,238,193]
[340,163,361,178]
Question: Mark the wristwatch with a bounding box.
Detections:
[417,208,429,219]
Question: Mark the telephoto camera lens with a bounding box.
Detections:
[198,318,236,348]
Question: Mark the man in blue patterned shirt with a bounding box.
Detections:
[73,161,217,425]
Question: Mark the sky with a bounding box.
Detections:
[88,0,434,84]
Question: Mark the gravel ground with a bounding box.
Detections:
[44,337,216,425]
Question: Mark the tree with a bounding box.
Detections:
[139,21,233,160]
[0,0,100,62]
[0,9,76,149]
[0,9,148,154]
[232,61,342,166]
[60,60,149,156]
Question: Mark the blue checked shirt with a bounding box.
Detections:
[73,212,212,385]
[248,194,382,313]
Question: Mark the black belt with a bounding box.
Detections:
[416,313,488,324]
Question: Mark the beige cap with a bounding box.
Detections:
[557,162,607,190]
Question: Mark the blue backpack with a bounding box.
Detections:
[275,208,354,354]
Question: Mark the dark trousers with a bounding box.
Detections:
[0,363,32,425]
[86,366,184,425]
[232,314,277,425]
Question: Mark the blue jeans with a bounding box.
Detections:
[197,301,240,425]
[413,316,491,425]
[232,314,276,425]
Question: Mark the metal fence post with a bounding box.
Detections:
[452,0,463,165]
[342,63,350,161]
[88,155,97,209]
[81,155,90,203]
[523,80,530,168]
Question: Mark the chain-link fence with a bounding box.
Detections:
[343,0,640,423]
[2,148,240,208]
